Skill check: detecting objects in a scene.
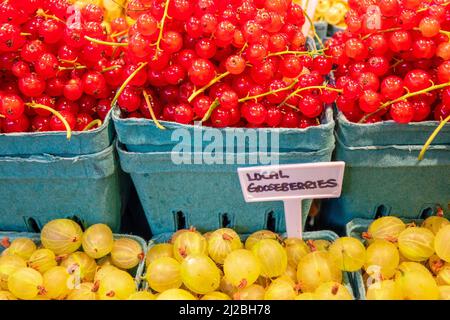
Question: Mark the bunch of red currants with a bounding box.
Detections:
[114,0,335,129]
[0,0,115,134]
[327,0,450,124]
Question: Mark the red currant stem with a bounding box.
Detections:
[58,58,79,65]
[390,58,404,69]
[238,79,299,103]
[36,9,66,24]
[84,36,129,47]
[143,90,166,130]
[111,61,148,107]
[58,65,87,71]
[201,98,220,123]
[359,81,450,123]
[153,0,171,58]
[110,29,129,38]
[26,103,72,140]
[0,114,4,118]
[361,27,402,41]
[418,114,450,161]
[100,65,122,73]
[266,49,324,57]
[303,10,324,49]
[280,85,342,106]
[82,119,102,131]
[238,43,248,55]
[285,103,299,111]
[417,1,450,12]
[187,71,231,103]
[20,33,32,36]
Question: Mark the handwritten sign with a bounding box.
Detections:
[238,162,345,239]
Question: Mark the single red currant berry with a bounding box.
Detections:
[64,78,84,101]
[31,116,50,132]
[161,31,183,53]
[321,86,339,104]
[265,106,282,127]
[200,13,218,35]
[0,94,24,120]
[173,103,194,124]
[118,86,141,113]
[169,0,194,21]
[18,73,46,97]
[245,43,267,65]
[410,99,431,122]
[381,76,404,100]
[164,64,186,85]
[211,106,231,128]
[195,38,217,59]
[312,56,332,75]
[225,55,246,75]
[11,61,30,78]
[342,79,362,100]
[56,98,79,115]
[336,95,356,113]
[266,80,289,104]
[82,72,108,98]
[2,115,30,133]
[389,30,412,52]
[399,9,419,30]
[367,56,389,76]
[193,95,213,118]
[280,110,300,128]
[419,16,441,38]
[437,61,450,83]
[46,77,65,97]
[123,64,147,87]
[78,95,97,115]
[345,38,368,61]
[357,72,380,91]
[359,90,382,113]
[136,13,158,36]
[378,0,400,17]
[437,42,450,60]
[244,101,267,125]
[39,19,64,44]
[188,58,215,86]
[390,101,414,123]
[403,70,431,92]
[218,90,239,109]
[412,38,436,59]
[21,40,46,63]
[97,99,112,120]
[299,95,323,118]
[50,110,76,131]
[280,55,302,78]
[34,53,59,79]
[434,103,450,121]
[76,113,94,131]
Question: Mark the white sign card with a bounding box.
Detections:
[238,161,345,239]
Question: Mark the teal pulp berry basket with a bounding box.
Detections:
[113,100,335,235]
[0,142,125,232]
[0,110,115,157]
[117,142,334,235]
[145,229,359,299]
[0,231,147,289]
[112,107,335,153]
[321,113,450,233]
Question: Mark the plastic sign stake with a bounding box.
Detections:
[238,162,345,239]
